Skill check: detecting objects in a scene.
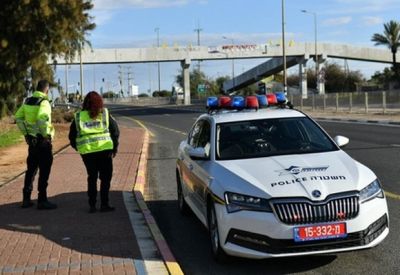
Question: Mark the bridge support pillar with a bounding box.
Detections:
[317,55,327,95]
[297,57,308,99]
[181,58,191,105]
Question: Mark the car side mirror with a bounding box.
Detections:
[334,135,349,148]
[188,147,209,160]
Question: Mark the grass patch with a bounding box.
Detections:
[0,126,23,148]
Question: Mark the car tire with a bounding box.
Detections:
[208,202,229,263]
[177,171,191,216]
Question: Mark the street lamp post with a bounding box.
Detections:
[155,27,161,93]
[222,36,235,93]
[282,0,287,94]
[301,9,319,89]
[79,42,84,99]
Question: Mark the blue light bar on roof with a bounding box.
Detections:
[207,97,218,109]
[231,96,245,109]
[256,95,268,107]
[275,92,286,104]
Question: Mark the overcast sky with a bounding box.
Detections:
[56,0,399,96]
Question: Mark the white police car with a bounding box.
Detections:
[176,94,389,261]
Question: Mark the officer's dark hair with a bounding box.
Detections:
[36,79,49,91]
[83,91,104,119]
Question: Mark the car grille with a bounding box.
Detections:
[271,193,359,225]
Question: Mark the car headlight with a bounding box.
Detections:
[224,192,272,213]
[359,179,384,203]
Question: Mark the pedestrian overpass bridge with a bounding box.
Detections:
[55,42,399,103]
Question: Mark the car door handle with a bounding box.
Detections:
[189,164,194,170]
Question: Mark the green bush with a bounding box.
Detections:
[52,108,75,123]
[0,126,23,148]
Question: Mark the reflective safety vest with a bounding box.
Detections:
[15,91,55,139]
[75,108,114,154]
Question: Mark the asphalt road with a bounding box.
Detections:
[110,104,400,275]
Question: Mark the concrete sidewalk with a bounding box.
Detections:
[0,127,168,274]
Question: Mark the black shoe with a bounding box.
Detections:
[100,205,115,212]
[37,201,57,210]
[21,201,34,208]
[89,206,97,213]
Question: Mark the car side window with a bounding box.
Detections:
[188,120,203,148]
[197,121,211,149]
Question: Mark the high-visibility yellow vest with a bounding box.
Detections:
[75,108,114,154]
[15,91,55,138]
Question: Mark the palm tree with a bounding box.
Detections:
[371,20,400,76]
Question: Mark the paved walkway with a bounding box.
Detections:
[0,127,164,274]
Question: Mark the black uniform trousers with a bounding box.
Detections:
[23,139,53,202]
[81,150,113,207]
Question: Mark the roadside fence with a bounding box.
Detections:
[290,91,400,114]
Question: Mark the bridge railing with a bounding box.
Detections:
[290,90,400,114]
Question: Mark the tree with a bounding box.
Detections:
[371,20,400,77]
[176,70,230,97]
[0,0,95,117]
[287,61,364,93]
[369,68,395,89]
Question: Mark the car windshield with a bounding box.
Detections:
[216,117,338,160]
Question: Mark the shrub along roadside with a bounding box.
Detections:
[0,107,77,148]
[0,126,23,148]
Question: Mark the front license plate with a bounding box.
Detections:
[294,223,347,242]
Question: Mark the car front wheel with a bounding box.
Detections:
[208,202,228,262]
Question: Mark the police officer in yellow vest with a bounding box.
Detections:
[68,91,119,213]
[15,79,57,210]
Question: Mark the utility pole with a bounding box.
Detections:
[64,58,68,102]
[194,21,203,72]
[93,64,96,91]
[118,65,124,97]
[127,66,133,96]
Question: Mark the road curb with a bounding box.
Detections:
[133,131,184,275]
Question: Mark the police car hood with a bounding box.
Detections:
[215,150,376,201]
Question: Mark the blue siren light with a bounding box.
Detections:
[256,95,268,107]
[231,96,245,109]
[207,97,218,108]
[275,92,287,104]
